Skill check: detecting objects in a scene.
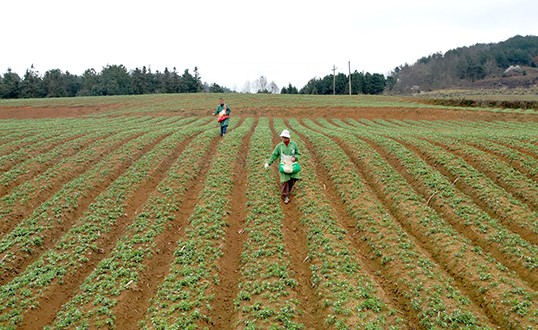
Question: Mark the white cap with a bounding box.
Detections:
[280,130,291,138]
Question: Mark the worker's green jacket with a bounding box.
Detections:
[267,141,301,182]
[214,104,231,126]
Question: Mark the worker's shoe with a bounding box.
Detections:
[283,196,289,204]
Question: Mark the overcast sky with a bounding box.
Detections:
[2,0,537,91]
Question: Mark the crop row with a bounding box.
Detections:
[310,118,536,328]
[51,121,219,328]
[0,118,214,328]
[376,132,537,278]
[398,136,538,242]
[141,118,255,328]
[275,118,406,328]
[0,117,209,283]
[293,119,496,328]
[229,118,302,328]
[0,115,536,329]
[423,136,537,210]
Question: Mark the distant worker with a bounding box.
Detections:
[264,129,301,204]
[213,97,231,137]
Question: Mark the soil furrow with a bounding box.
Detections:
[20,130,189,329]
[294,119,416,328]
[465,140,538,183]
[0,133,148,285]
[112,128,223,329]
[210,118,253,329]
[338,135,498,326]
[425,138,538,212]
[0,133,86,173]
[373,136,537,291]
[398,139,538,247]
[272,120,325,329]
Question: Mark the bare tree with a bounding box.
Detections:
[267,81,279,94]
[253,75,268,93]
[242,80,252,93]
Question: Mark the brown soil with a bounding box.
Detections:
[1,104,538,122]
[0,105,122,119]
[1,103,536,329]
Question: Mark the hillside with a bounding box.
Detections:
[390,35,538,93]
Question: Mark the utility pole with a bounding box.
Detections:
[348,61,352,95]
[332,65,336,95]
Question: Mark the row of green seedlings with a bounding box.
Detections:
[141,118,256,329]
[340,117,537,233]
[454,134,538,181]
[339,119,538,237]
[395,119,535,132]
[0,116,168,198]
[312,119,537,329]
[0,123,99,170]
[0,118,214,328]
[396,118,538,180]
[489,136,538,161]
[50,121,219,328]
[424,134,538,211]
[361,127,538,280]
[277,118,405,329]
[0,129,70,160]
[229,117,302,329]
[395,134,538,242]
[0,115,192,191]
[294,118,493,329]
[0,116,164,162]
[354,127,538,276]
[0,130,112,188]
[0,117,88,153]
[0,117,205,280]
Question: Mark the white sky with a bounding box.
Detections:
[2,0,537,91]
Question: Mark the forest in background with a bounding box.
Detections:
[391,35,538,93]
[0,35,537,99]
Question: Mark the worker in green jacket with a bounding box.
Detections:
[264,129,301,204]
[213,97,231,137]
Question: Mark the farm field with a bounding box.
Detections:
[0,93,537,329]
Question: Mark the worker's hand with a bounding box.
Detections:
[291,157,296,162]
[264,163,269,169]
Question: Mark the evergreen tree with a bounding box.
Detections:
[100,64,131,95]
[193,67,203,92]
[42,69,68,97]
[131,67,149,95]
[209,83,224,93]
[79,69,100,96]
[64,71,82,97]
[281,83,298,94]
[0,69,21,99]
[20,66,44,98]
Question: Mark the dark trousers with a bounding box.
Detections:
[281,178,298,199]
[220,125,228,136]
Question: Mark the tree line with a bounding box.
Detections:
[291,71,388,95]
[0,63,388,99]
[0,65,214,99]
